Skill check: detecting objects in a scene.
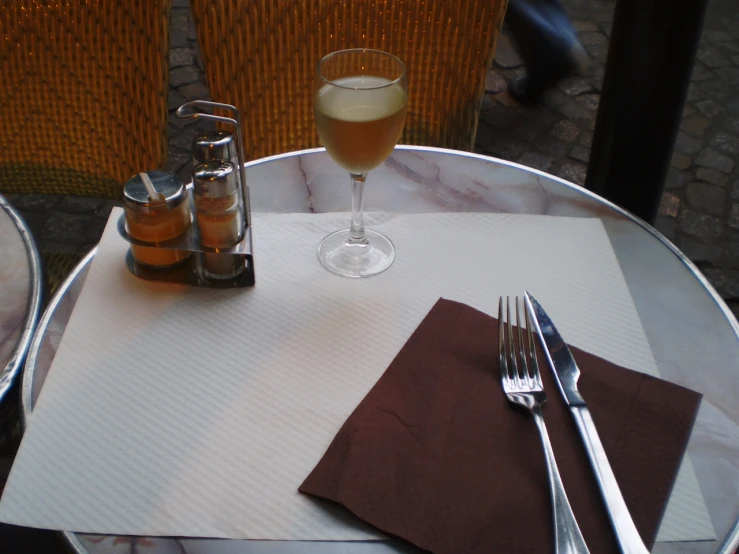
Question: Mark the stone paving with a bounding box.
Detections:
[5,0,739,318]
[480,0,739,318]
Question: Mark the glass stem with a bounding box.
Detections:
[348,172,368,244]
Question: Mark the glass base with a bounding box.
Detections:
[318,229,395,278]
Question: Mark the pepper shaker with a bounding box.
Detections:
[192,160,245,279]
[192,130,246,210]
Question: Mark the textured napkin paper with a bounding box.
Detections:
[0,210,714,541]
[301,298,703,553]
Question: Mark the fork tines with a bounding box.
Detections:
[498,296,542,389]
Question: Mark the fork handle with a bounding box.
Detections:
[532,406,591,554]
[571,406,650,554]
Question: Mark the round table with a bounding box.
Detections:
[0,194,41,412]
[21,147,739,554]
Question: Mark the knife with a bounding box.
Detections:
[524,292,650,554]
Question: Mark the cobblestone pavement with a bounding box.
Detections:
[5,0,739,318]
[479,0,739,318]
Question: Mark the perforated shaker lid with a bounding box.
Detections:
[192,160,237,198]
[193,130,237,163]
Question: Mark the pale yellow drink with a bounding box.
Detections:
[314,75,407,174]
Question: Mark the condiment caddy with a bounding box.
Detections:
[117,101,255,288]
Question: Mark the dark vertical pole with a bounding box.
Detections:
[585,0,709,224]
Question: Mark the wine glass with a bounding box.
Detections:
[314,49,408,278]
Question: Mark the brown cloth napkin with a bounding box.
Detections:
[300,298,702,554]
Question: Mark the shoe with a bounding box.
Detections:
[508,40,589,105]
[508,77,545,105]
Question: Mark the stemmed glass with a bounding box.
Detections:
[313,49,408,278]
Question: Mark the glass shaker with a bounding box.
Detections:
[192,160,245,279]
[192,130,246,218]
[123,171,191,268]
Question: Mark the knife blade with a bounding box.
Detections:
[524,292,650,554]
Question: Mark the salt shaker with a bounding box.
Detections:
[123,171,191,268]
[192,130,246,220]
[192,160,245,279]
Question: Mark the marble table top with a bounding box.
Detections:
[0,194,41,406]
[21,147,739,554]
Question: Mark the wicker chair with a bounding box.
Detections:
[0,1,171,298]
[190,0,507,160]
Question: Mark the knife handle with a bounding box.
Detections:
[571,406,651,554]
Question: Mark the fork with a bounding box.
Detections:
[499,296,590,554]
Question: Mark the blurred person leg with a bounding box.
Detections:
[505,0,586,103]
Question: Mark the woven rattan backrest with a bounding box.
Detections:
[0,1,171,198]
[191,0,507,160]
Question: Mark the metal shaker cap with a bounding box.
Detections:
[123,171,187,215]
[193,160,237,198]
[193,130,237,163]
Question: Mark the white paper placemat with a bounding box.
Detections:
[0,210,714,542]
